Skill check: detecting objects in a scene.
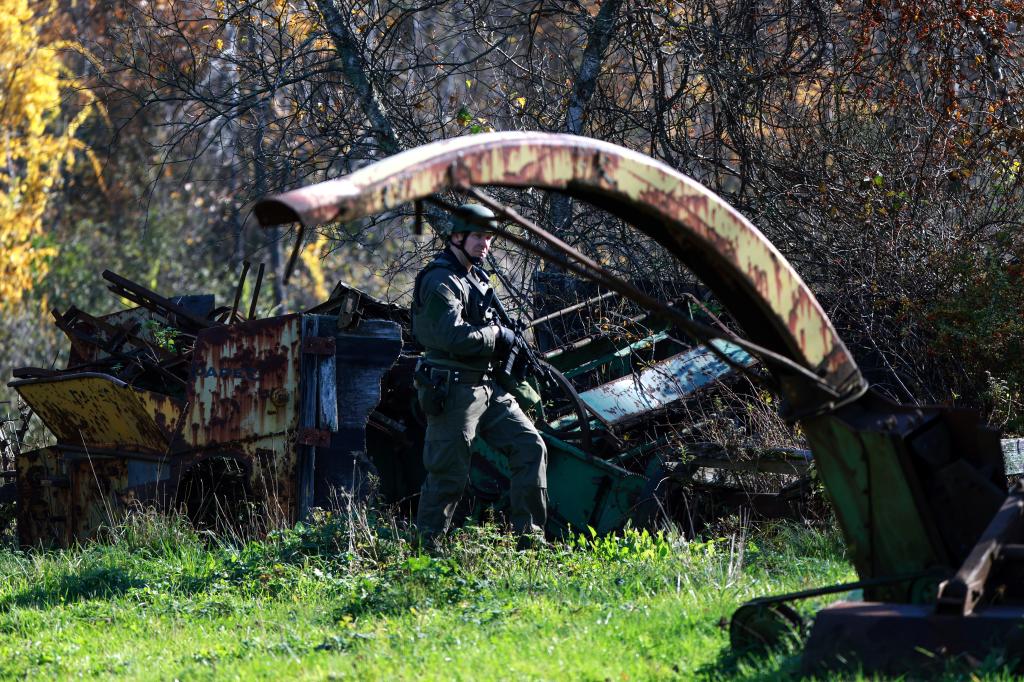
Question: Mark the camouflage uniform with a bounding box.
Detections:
[412,249,547,538]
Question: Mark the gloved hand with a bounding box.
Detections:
[510,343,531,380]
[494,325,517,358]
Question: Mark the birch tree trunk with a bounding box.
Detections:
[549,0,624,237]
[312,0,403,156]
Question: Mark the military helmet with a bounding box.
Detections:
[447,203,498,237]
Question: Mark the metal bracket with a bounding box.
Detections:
[337,291,361,329]
[297,428,331,447]
[937,486,1024,616]
[301,336,336,356]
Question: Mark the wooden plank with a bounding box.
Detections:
[318,339,338,432]
[297,315,319,520]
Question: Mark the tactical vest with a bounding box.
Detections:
[412,251,496,368]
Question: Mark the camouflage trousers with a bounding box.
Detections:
[416,380,547,537]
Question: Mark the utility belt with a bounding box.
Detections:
[416,361,492,386]
[413,360,492,416]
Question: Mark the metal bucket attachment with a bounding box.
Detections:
[12,373,183,453]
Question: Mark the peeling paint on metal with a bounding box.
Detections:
[579,340,755,426]
[12,374,183,453]
[254,132,864,401]
[187,315,302,447]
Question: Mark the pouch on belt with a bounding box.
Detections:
[414,362,451,416]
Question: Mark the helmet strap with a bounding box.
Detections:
[450,234,482,267]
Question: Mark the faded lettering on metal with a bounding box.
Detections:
[188,315,302,447]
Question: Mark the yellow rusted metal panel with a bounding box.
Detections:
[12,373,183,453]
[242,434,299,525]
[253,132,864,403]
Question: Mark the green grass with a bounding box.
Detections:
[0,511,1000,680]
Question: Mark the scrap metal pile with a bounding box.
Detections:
[248,133,1024,674]
[1,258,810,547]
[3,266,409,545]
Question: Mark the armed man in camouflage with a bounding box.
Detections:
[411,204,547,548]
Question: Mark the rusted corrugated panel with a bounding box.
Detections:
[187,315,302,447]
[242,435,298,525]
[254,132,863,404]
[11,374,183,453]
[186,315,303,522]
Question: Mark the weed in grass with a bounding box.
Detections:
[0,509,1015,680]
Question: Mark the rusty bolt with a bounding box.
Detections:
[270,388,289,406]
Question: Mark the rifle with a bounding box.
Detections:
[478,264,601,448]
[480,285,543,383]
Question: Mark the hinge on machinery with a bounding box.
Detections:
[297,428,331,447]
[301,336,336,356]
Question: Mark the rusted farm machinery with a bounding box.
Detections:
[3,262,785,544]
[5,132,1024,672]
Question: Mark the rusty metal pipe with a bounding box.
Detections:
[102,270,212,330]
[283,225,304,285]
[248,263,265,320]
[231,261,251,323]
[528,291,619,329]
[252,133,866,411]
[463,188,840,401]
[541,311,649,360]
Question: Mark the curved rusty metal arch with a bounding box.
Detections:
[254,132,863,403]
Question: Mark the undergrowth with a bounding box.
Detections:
[0,511,1011,680]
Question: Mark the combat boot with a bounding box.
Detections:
[415,531,446,557]
[515,525,548,551]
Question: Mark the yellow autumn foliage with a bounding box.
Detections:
[0,0,89,311]
[298,232,330,301]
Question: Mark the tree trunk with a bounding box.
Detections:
[549,0,624,236]
[313,0,403,156]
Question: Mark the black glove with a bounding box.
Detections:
[494,325,517,358]
[510,343,531,381]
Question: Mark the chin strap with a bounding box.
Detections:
[451,237,482,266]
